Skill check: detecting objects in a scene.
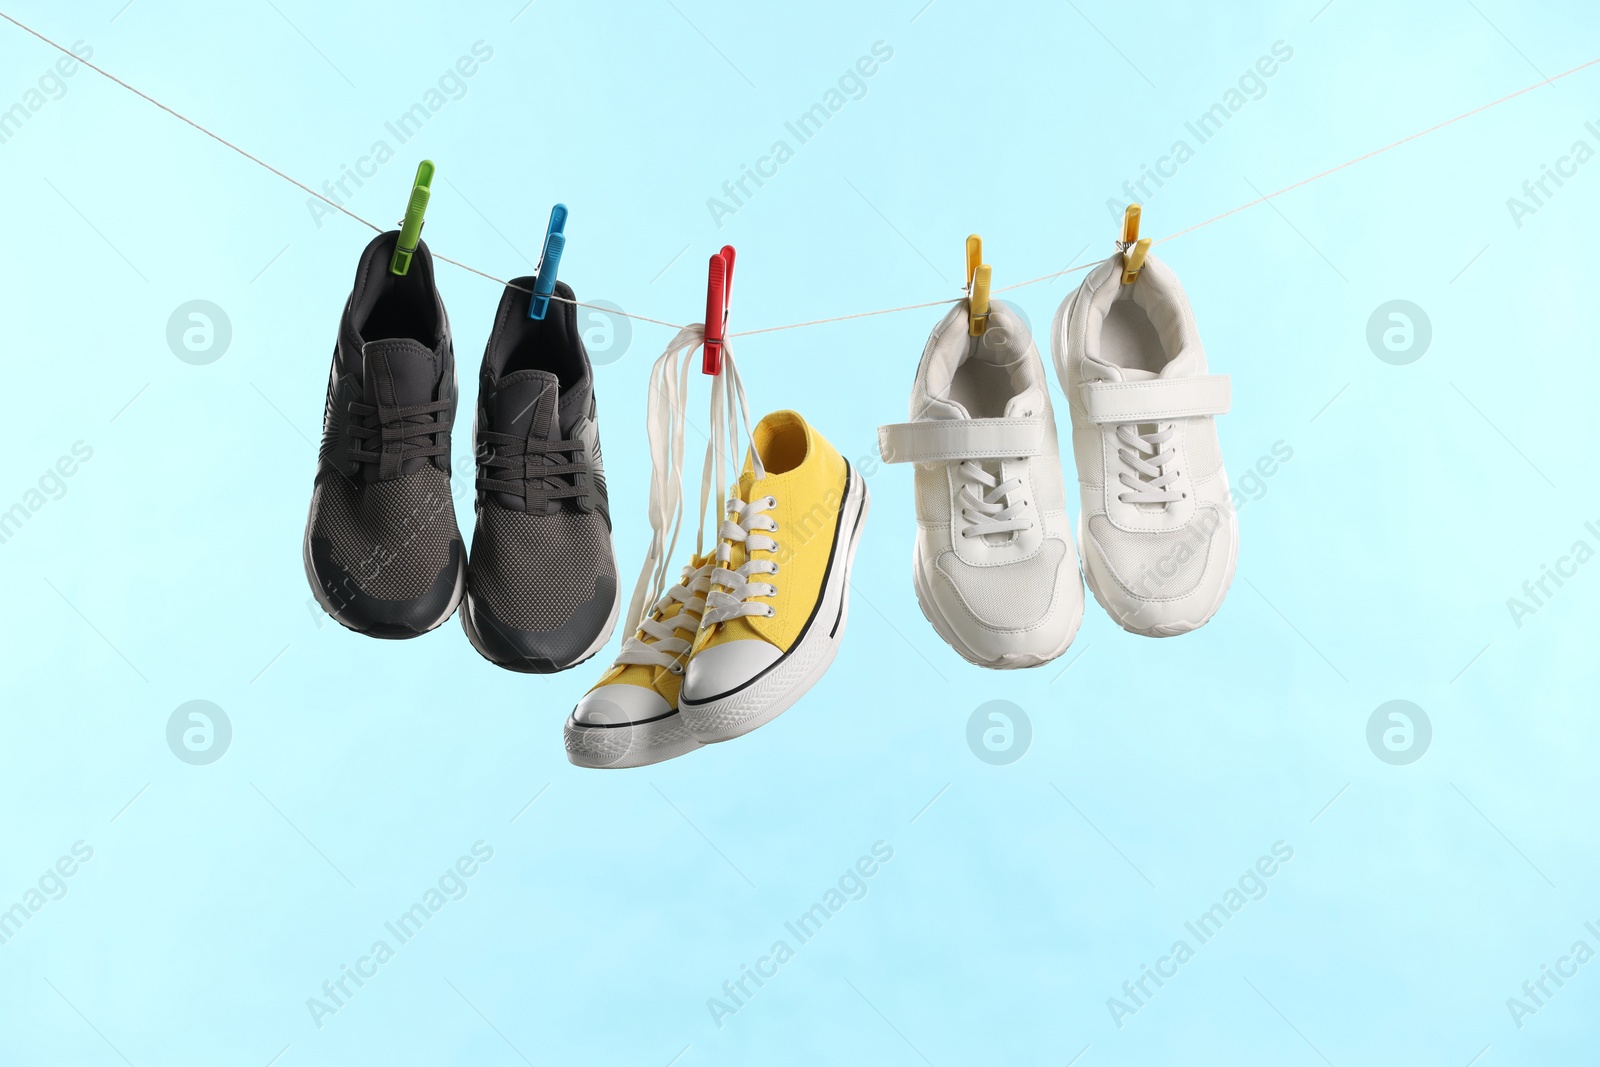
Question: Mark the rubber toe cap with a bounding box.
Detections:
[571,684,674,727]
[681,639,783,704]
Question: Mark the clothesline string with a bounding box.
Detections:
[4,10,1594,335]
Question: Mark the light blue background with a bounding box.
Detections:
[2,0,1597,1063]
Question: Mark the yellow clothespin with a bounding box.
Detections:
[966,234,991,336]
[1119,204,1152,284]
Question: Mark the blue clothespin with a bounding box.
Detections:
[528,203,568,320]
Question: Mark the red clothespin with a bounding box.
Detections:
[702,245,736,375]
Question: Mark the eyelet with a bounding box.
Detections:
[668,661,685,675]
[766,606,776,617]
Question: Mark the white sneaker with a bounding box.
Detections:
[1053,250,1237,637]
[878,301,1083,668]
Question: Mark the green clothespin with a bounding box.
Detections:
[389,160,435,276]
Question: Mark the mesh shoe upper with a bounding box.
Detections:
[304,231,464,635]
[463,277,619,671]
[1054,250,1237,635]
[310,465,459,600]
[878,301,1084,667]
[469,508,614,630]
[934,538,1069,630]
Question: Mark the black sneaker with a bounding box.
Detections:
[303,232,466,639]
[461,278,620,673]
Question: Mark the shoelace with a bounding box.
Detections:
[622,324,766,638]
[476,430,588,505]
[703,495,779,624]
[957,461,1032,539]
[346,399,451,471]
[614,561,714,672]
[1116,422,1183,505]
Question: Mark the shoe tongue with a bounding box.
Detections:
[358,339,442,481]
[485,369,593,514]
[918,397,970,421]
[491,368,591,439]
[361,339,440,408]
[490,369,560,440]
[1160,350,1202,378]
[1004,387,1044,419]
[557,372,592,437]
[919,390,1038,422]
[737,467,759,501]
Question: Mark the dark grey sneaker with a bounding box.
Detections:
[303,232,466,639]
[462,278,620,673]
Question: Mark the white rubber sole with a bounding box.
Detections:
[1052,264,1239,638]
[909,540,1082,670]
[1079,520,1239,638]
[678,466,869,743]
[563,703,702,770]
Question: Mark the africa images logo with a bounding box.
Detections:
[706,841,894,1030]
[706,41,894,227]
[305,841,495,1029]
[304,42,495,228]
[1106,841,1295,1029]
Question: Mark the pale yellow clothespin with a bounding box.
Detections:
[966,233,991,335]
[1119,204,1152,284]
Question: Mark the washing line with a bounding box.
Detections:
[3,11,1594,336]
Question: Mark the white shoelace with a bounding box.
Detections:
[1116,422,1183,505]
[957,461,1031,539]
[614,561,714,671]
[703,495,780,624]
[621,324,766,646]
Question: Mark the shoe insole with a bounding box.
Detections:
[496,292,585,391]
[361,270,440,344]
[948,346,1019,419]
[1101,296,1168,376]
[502,329,583,388]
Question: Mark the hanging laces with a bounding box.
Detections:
[622,325,697,633]
[622,326,765,638]
[613,559,715,672]
[696,349,774,626]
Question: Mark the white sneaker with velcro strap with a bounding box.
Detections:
[1053,250,1237,637]
[879,301,1083,668]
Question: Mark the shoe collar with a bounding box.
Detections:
[916,301,1044,409]
[1078,252,1207,379]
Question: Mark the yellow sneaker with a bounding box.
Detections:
[679,410,869,741]
[564,553,713,768]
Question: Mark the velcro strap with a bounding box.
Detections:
[878,417,1044,465]
[1080,375,1231,424]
